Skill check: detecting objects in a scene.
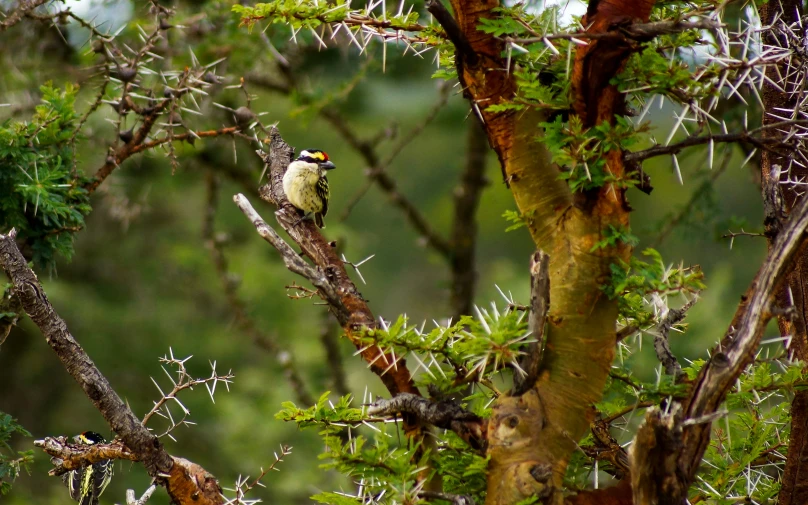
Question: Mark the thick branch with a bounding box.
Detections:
[757,2,808,503]
[677,186,808,496]
[0,230,222,505]
[629,404,684,505]
[35,437,138,476]
[425,0,477,64]
[368,393,485,451]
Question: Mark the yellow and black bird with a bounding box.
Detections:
[62,431,113,505]
[282,149,336,228]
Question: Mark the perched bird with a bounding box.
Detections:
[62,431,114,505]
[282,149,336,228]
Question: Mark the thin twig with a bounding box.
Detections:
[204,173,314,406]
[449,121,488,319]
[0,230,224,505]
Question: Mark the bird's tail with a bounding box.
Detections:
[315,213,325,229]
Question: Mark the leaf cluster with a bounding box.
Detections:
[359,308,529,403]
[0,83,91,269]
[0,412,33,496]
[278,392,488,505]
[542,116,646,192]
[605,248,705,328]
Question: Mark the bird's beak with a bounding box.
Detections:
[320,160,336,170]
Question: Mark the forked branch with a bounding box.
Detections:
[626,184,808,505]
[0,230,223,505]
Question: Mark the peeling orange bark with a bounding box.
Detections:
[442,0,652,502]
[572,0,655,127]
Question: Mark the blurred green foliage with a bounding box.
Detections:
[0,412,33,495]
[0,83,91,269]
[0,0,784,503]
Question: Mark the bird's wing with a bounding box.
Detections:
[316,175,330,217]
[79,467,94,505]
[94,460,113,496]
[65,469,81,501]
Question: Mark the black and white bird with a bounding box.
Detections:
[62,431,114,505]
[282,149,336,228]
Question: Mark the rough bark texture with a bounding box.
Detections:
[35,437,138,476]
[0,231,223,505]
[629,405,684,505]
[758,1,808,503]
[572,0,655,127]
[675,194,808,500]
[512,251,550,396]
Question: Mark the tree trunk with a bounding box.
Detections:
[759,1,808,503]
[436,0,652,501]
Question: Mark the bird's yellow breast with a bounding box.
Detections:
[283,162,324,213]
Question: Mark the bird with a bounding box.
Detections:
[282,149,336,228]
[62,431,114,505]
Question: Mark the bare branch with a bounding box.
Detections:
[0,230,223,505]
[449,121,489,319]
[508,18,722,45]
[367,393,485,451]
[35,437,138,476]
[125,484,157,505]
[512,251,550,396]
[0,0,50,32]
[673,179,808,497]
[233,193,348,318]
[652,299,696,381]
[204,173,314,406]
[629,404,684,505]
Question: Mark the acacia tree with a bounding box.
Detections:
[2,0,808,504]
